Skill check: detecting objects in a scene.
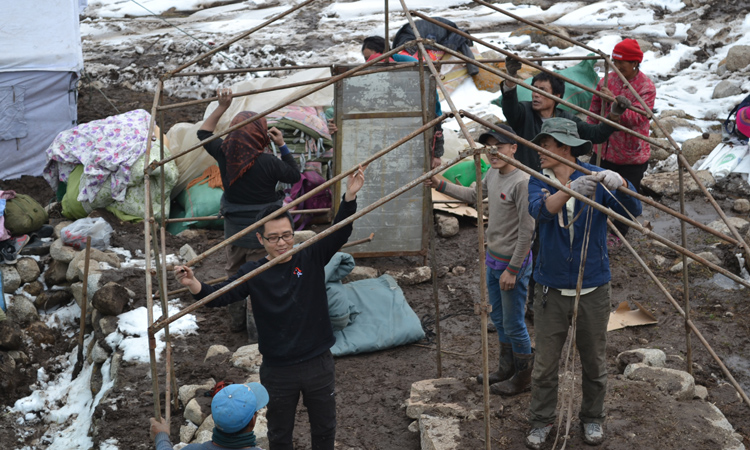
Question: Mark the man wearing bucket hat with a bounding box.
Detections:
[426,124,536,396]
[587,38,656,249]
[150,382,270,449]
[524,118,641,449]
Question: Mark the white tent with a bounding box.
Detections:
[0,0,84,180]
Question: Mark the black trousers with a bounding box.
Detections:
[260,350,336,450]
[598,159,648,237]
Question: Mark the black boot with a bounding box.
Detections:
[491,350,534,396]
[478,343,514,385]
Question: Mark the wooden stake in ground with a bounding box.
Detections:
[72,236,92,380]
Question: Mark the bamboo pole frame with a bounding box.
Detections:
[140,2,750,446]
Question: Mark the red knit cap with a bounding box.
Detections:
[612,39,644,62]
[737,106,750,139]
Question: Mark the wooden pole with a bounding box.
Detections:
[72,236,91,380]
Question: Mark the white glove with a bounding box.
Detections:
[568,175,598,197]
[598,170,624,191]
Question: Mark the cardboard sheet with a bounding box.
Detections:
[431,189,480,219]
[607,300,658,332]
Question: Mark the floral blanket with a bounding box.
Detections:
[44,109,154,203]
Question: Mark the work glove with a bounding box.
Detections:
[568,175,598,197]
[505,56,522,78]
[611,95,632,116]
[597,170,624,191]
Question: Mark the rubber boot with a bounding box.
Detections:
[490,350,534,396]
[477,343,514,385]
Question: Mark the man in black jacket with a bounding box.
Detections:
[497,58,631,173]
[174,165,366,450]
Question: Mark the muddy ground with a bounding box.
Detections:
[1,84,749,450]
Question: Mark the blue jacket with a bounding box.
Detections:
[528,161,642,290]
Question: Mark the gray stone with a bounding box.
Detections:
[99,316,119,336]
[623,363,695,400]
[511,24,574,50]
[177,229,207,241]
[641,170,715,197]
[0,320,23,350]
[435,213,459,238]
[53,221,73,240]
[451,266,466,276]
[7,296,39,326]
[15,258,41,284]
[733,199,750,213]
[178,379,215,406]
[90,362,103,396]
[659,110,687,119]
[184,398,207,427]
[703,403,746,449]
[204,344,230,361]
[408,420,420,433]
[385,267,432,286]
[34,289,73,310]
[419,414,461,450]
[91,308,102,333]
[694,385,709,400]
[8,350,28,364]
[651,117,701,138]
[716,61,728,76]
[179,244,198,264]
[22,281,44,297]
[635,38,654,53]
[725,45,750,72]
[293,230,316,245]
[653,255,667,268]
[681,133,722,166]
[406,378,489,420]
[44,259,69,287]
[194,414,215,440]
[180,422,198,444]
[25,321,56,345]
[707,217,750,237]
[71,273,102,326]
[193,430,212,445]
[670,251,722,273]
[616,348,666,373]
[66,258,101,282]
[649,143,672,162]
[110,352,122,388]
[50,238,77,263]
[712,80,743,99]
[89,341,110,364]
[1,266,21,293]
[230,344,263,373]
[92,282,130,316]
[342,266,379,283]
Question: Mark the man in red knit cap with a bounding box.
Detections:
[587,38,655,249]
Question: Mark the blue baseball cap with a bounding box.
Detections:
[211,383,269,433]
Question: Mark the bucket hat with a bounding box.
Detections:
[531,117,592,155]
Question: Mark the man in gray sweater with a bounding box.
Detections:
[426,124,535,395]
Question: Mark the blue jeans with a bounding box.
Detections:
[486,262,532,354]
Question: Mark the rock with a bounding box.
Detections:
[25,321,56,346]
[703,403,746,449]
[71,272,102,325]
[670,251,721,273]
[649,143,672,162]
[90,362,104,396]
[659,110,687,119]
[89,340,110,364]
[511,24,574,49]
[178,379,216,406]
[451,266,466,276]
[99,316,119,336]
[680,133,722,166]
[205,344,230,361]
[293,230,316,245]
[180,422,198,444]
[342,266,379,283]
[712,80,743,99]
[50,238,77,263]
[694,385,709,400]
[8,350,28,364]
[707,217,750,237]
[34,289,73,310]
[179,244,198,264]
[66,257,101,282]
[0,351,18,392]
[651,117,701,138]
[230,344,263,372]
[733,199,750,213]
[635,38,654,53]
[195,414,215,440]
[22,281,44,297]
[408,420,419,433]
[110,352,122,388]
[1,266,21,293]
[406,378,490,420]
[184,398,207,426]
[716,61,728,76]
[616,348,666,373]
[385,267,432,285]
[7,296,39,326]
[92,282,130,316]
[419,415,461,450]
[15,258,41,284]
[0,320,23,350]
[177,229,207,240]
[193,430,212,445]
[725,45,750,72]
[623,363,695,400]
[53,221,73,240]
[435,214,459,238]
[44,259,70,287]
[653,255,667,267]
[641,170,715,197]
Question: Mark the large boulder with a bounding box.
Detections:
[641,170,715,197]
[92,282,131,316]
[725,45,750,72]
[1,266,21,293]
[0,320,23,350]
[712,80,743,99]
[624,363,695,400]
[681,133,722,166]
[15,258,41,284]
[7,296,39,326]
[34,289,73,310]
[651,117,701,138]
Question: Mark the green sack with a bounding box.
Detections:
[491,56,600,112]
[167,177,224,235]
[5,194,48,235]
[441,159,490,187]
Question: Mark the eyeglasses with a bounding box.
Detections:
[262,232,294,244]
